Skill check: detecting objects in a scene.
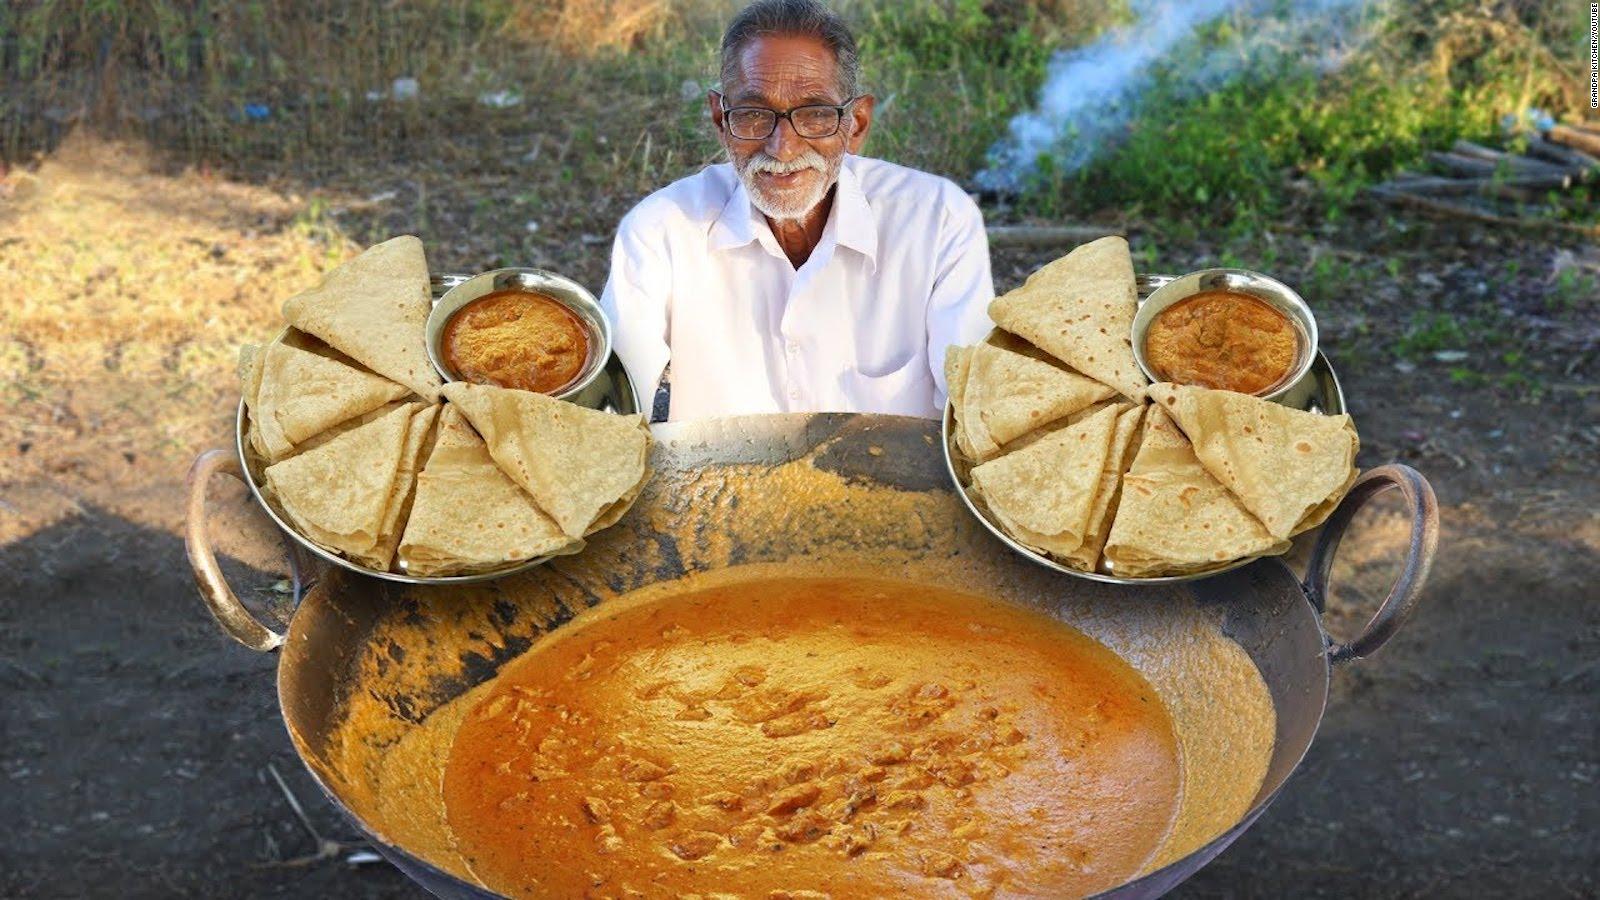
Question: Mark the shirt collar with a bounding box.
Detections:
[708,173,760,252]
[832,160,878,269]
[708,157,878,270]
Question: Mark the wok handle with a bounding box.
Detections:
[184,448,288,652]
[1304,464,1439,664]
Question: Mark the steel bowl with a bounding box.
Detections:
[425,267,614,401]
[944,273,1345,586]
[1131,268,1318,402]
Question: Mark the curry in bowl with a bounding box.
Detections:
[441,289,595,395]
[425,266,614,403]
[1141,290,1304,397]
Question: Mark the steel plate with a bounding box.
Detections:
[942,272,1348,585]
[232,272,640,585]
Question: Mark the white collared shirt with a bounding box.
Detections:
[600,155,994,421]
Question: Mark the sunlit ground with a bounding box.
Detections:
[0,132,358,546]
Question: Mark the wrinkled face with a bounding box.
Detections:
[710,33,873,222]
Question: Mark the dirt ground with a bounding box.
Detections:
[1,134,1596,898]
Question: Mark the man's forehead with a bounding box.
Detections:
[725,34,843,104]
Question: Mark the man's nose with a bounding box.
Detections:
[763,115,806,161]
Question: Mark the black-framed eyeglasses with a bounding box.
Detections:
[715,92,860,140]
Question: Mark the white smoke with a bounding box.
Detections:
[975,0,1377,194]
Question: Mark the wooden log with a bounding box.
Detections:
[1446,140,1573,176]
[1427,151,1570,182]
[1368,186,1600,237]
[985,225,1123,248]
[1548,124,1600,158]
[1380,173,1572,195]
[1449,140,1507,162]
[1427,151,1497,178]
[1526,137,1600,173]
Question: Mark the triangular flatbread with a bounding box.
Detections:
[238,344,269,461]
[281,235,442,401]
[263,402,418,560]
[289,400,413,457]
[351,404,441,571]
[991,399,1121,456]
[1060,403,1144,572]
[585,463,652,536]
[968,404,1121,557]
[987,236,1148,402]
[962,339,1117,461]
[1292,466,1360,537]
[251,341,411,462]
[1148,383,1358,539]
[398,406,583,577]
[441,382,651,539]
[943,345,979,462]
[1103,406,1287,577]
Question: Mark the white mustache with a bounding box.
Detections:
[745,150,827,176]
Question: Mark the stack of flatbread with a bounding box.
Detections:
[238,236,651,577]
[947,236,1359,578]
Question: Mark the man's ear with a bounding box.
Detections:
[845,94,874,154]
[707,90,726,132]
[708,90,734,155]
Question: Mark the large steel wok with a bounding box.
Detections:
[185,413,1437,898]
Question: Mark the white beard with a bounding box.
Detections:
[734,148,841,221]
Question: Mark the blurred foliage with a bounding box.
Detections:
[0,0,1590,227]
[1015,0,1588,223]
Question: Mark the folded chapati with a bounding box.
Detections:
[281,235,442,402]
[988,398,1118,456]
[238,344,269,461]
[263,402,420,560]
[1060,403,1145,572]
[350,404,441,571]
[1148,383,1359,539]
[987,236,1148,402]
[440,382,651,539]
[398,406,583,576]
[947,345,991,463]
[934,341,985,458]
[960,339,1118,462]
[969,404,1121,557]
[1103,406,1288,577]
[586,466,652,537]
[250,341,411,462]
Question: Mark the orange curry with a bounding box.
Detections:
[441,576,1182,898]
[1144,290,1301,395]
[442,290,591,394]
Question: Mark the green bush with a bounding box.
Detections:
[995,1,1582,223]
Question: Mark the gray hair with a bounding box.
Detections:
[719,0,860,100]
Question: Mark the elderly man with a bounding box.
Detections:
[600,0,993,422]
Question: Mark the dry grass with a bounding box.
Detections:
[502,0,718,51]
[0,131,350,541]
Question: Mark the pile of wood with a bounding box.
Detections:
[1368,121,1600,234]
